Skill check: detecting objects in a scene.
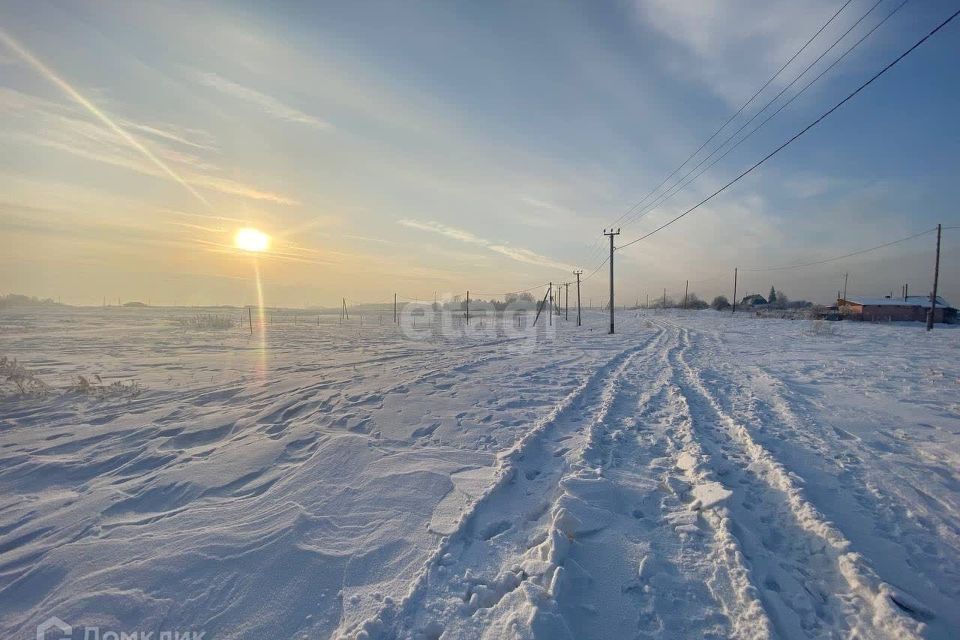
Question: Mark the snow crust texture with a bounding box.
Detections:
[1,308,957,639]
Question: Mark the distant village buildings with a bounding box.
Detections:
[837,295,957,323]
[740,294,768,307]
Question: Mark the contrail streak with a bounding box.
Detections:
[0,28,211,208]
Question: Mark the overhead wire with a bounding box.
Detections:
[617,0,909,235]
[616,0,897,234]
[616,7,960,252]
[578,0,861,271]
[606,0,856,231]
[740,227,938,271]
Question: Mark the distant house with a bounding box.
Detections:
[740,294,767,307]
[838,295,957,323]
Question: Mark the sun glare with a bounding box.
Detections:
[234,227,270,253]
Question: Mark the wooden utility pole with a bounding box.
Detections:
[248,306,253,335]
[927,223,942,331]
[574,270,582,326]
[548,282,553,326]
[842,273,848,301]
[342,298,349,320]
[663,288,666,309]
[466,290,470,325]
[683,280,689,309]
[732,267,738,314]
[533,285,551,326]
[604,228,620,334]
[564,282,570,321]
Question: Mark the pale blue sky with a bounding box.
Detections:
[1,0,958,306]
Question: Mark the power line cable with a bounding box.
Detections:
[617,7,960,251]
[619,0,909,232]
[617,0,894,233]
[577,0,857,270]
[606,0,856,231]
[741,227,937,271]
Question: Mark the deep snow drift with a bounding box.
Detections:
[1,307,957,639]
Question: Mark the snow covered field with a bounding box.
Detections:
[1,307,958,639]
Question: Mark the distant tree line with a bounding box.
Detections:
[0,294,64,309]
[639,287,813,312]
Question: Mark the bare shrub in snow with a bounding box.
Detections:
[175,314,236,330]
[0,356,50,396]
[805,319,841,337]
[70,373,143,399]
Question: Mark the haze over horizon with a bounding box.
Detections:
[1,0,958,308]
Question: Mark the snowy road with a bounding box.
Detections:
[1,308,958,639]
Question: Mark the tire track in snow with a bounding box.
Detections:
[549,324,769,639]
[703,346,955,636]
[665,322,923,639]
[332,330,662,639]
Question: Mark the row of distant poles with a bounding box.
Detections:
[239,223,944,337]
[600,224,945,335]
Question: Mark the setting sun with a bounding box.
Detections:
[234,227,269,253]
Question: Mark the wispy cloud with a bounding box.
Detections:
[398,218,574,272]
[399,219,484,244]
[1,86,298,205]
[120,120,218,151]
[630,0,843,105]
[194,71,333,130]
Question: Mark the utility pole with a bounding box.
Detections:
[732,267,738,314]
[663,288,666,309]
[564,282,570,321]
[394,293,397,324]
[574,270,582,326]
[533,284,551,326]
[548,282,553,327]
[683,280,689,310]
[842,273,848,301]
[248,306,253,335]
[604,228,620,334]
[904,283,908,300]
[466,290,470,325]
[646,293,649,309]
[927,223,942,331]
